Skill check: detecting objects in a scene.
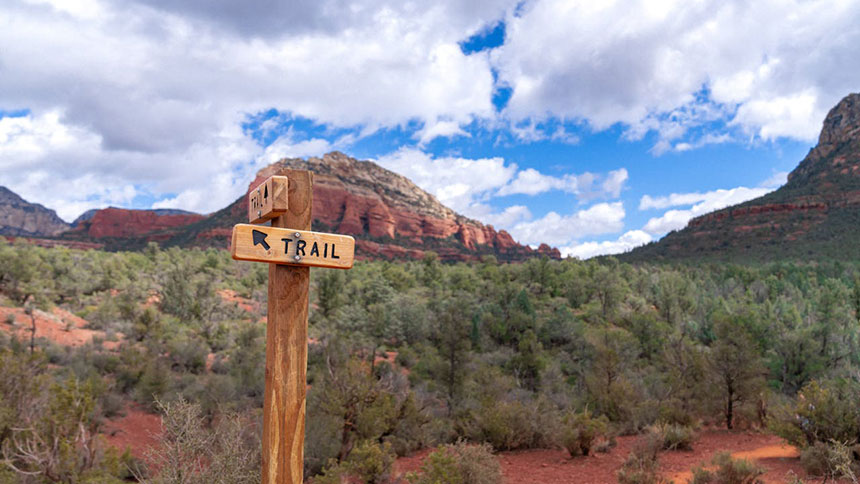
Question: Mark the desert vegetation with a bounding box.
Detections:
[1,238,860,482]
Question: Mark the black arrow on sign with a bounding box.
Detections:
[252,230,270,250]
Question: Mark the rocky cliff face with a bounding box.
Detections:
[0,186,70,237]
[242,152,559,261]
[625,92,860,262]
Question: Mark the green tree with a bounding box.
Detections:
[707,316,765,429]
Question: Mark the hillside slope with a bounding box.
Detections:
[625,92,860,262]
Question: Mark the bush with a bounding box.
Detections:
[689,452,764,484]
[562,409,610,457]
[464,397,559,451]
[769,379,860,448]
[648,423,695,451]
[408,441,500,484]
[316,440,396,484]
[616,433,668,484]
[137,399,259,484]
[799,441,859,481]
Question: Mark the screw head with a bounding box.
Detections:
[257,210,262,217]
[294,255,301,261]
[294,232,301,238]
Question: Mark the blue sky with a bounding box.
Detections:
[1,0,857,257]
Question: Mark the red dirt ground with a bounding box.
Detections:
[218,288,260,314]
[103,403,162,459]
[0,305,121,349]
[396,429,840,484]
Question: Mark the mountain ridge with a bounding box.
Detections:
[624,92,860,262]
[6,153,559,262]
[0,186,70,237]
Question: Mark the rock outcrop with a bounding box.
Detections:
[625,92,860,262]
[0,186,70,237]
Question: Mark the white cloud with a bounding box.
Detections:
[0,109,261,220]
[417,120,471,145]
[641,186,773,235]
[497,168,577,196]
[473,204,532,228]
[563,230,652,260]
[760,171,789,189]
[375,147,627,224]
[509,202,625,246]
[374,147,516,216]
[493,0,860,146]
[640,192,713,211]
[601,168,628,198]
[497,167,627,199]
[0,0,508,216]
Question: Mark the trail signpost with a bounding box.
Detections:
[231,171,354,484]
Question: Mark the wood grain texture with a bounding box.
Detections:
[249,175,289,224]
[262,169,312,484]
[231,224,354,269]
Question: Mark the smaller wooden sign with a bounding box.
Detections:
[231,224,354,269]
[248,176,289,224]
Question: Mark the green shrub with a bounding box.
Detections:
[769,379,860,448]
[649,423,695,451]
[408,441,500,484]
[799,441,858,481]
[616,433,668,484]
[689,452,764,484]
[562,408,609,457]
[464,397,559,451]
[315,441,396,484]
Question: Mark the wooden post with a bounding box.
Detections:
[262,169,312,484]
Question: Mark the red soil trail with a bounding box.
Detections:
[396,430,831,484]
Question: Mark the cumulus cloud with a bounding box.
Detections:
[562,230,652,260]
[0,0,506,216]
[497,167,627,199]
[493,0,860,146]
[374,148,516,215]
[375,147,626,221]
[508,202,625,247]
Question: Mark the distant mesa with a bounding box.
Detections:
[71,207,199,228]
[624,92,860,262]
[69,207,205,239]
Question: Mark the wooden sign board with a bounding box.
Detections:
[249,175,289,224]
[231,223,354,269]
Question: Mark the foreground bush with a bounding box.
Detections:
[648,423,695,451]
[769,379,860,448]
[616,433,669,484]
[799,441,859,482]
[137,399,260,484]
[562,409,610,457]
[689,452,764,484]
[409,441,500,484]
[315,440,396,484]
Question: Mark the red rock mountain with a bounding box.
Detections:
[625,92,860,262]
[69,208,205,239]
[58,153,559,262]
